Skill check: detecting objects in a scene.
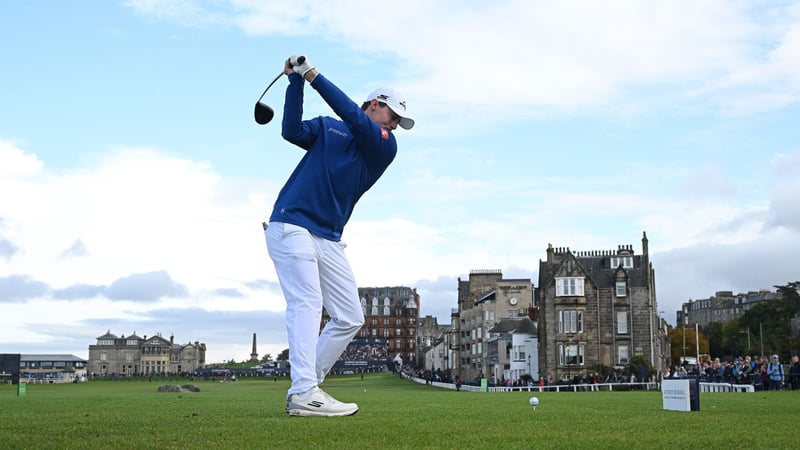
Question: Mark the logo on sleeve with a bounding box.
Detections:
[381,128,389,140]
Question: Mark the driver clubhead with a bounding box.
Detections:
[254,102,274,125]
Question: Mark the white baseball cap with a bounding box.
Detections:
[366,87,414,130]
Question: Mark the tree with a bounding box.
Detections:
[720,319,747,358]
[260,354,273,363]
[702,282,800,360]
[702,322,724,357]
[277,348,290,362]
[734,281,800,359]
[668,325,708,366]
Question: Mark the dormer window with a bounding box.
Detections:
[556,277,584,296]
[610,256,633,268]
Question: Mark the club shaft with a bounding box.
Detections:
[257,71,285,103]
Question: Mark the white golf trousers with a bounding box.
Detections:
[265,221,364,395]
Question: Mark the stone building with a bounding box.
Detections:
[677,290,781,327]
[487,317,539,383]
[87,330,206,376]
[321,286,420,366]
[417,315,451,371]
[537,233,669,381]
[452,270,534,382]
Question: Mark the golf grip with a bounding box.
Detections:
[255,57,307,102]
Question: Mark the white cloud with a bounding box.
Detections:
[123,0,800,117]
[0,140,43,176]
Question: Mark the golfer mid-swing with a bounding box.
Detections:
[265,55,414,417]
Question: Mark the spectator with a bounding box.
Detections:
[789,355,800,390]
[711,358,723,382]
[767,354,784,391]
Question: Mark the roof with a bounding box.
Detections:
[96,330,118,340]
[538,253,647,290]
[21,354,87,362]
[489,317,537,335]
[476,289,496,304]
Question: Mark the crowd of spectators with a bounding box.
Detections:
[399,354,800,393]
[337,341,388,362]
[665,354,800,391]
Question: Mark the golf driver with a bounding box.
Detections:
[254,56,305,125]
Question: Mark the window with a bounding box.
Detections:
[559,344,585,366]
[617,311,628,334]
[610,256,634,268]
[619,345,629,364]
[556,277,584,296]
[616,281,626,297]
[558,310,584,333]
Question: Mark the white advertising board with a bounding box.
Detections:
[662,379,691,412]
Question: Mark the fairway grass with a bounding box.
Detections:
[2,374,798,449]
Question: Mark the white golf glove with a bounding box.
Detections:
[290,55,314,78]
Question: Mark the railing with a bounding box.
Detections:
[403,375,658,392]
[403,375,754,393]
[22,378,71,384]
[699,382,754,393]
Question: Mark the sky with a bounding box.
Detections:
[1,0,799,364]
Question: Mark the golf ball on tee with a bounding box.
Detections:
[529,397,539,406]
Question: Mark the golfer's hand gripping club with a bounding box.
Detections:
[290,55,314,78]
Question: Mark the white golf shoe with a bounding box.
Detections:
[286,387,358,417]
